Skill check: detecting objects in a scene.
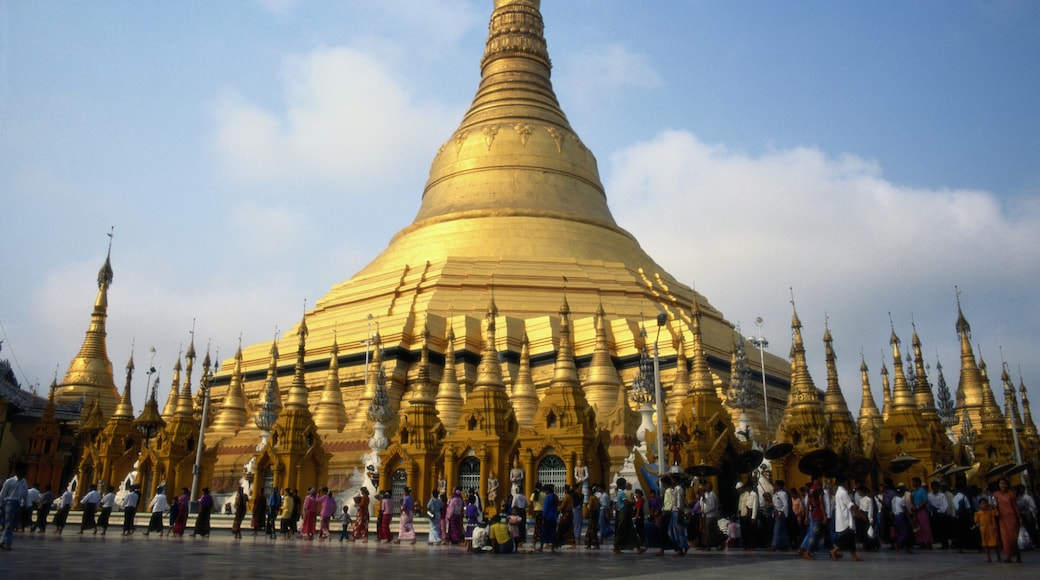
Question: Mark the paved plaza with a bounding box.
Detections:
[1,518,1037,580]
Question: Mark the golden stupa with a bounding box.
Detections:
[196,0,790,502]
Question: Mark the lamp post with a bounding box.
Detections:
[653,312,667,475]
[189,351,216,513]
[361,314,375,384]
[748,317,770,436]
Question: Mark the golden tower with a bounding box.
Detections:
[821,324,857,454]
[55,248,120,419]
[857,355,883,459]
[206,0,789,495]
[876,329,939,482]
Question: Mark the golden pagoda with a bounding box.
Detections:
[203,0,789,499]
[875,328,943,483]
[821,324,858,455]
[772,304,828,486]
[55,246,120,419]
[856,355,883,459]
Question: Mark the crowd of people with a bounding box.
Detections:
[1,458,1035,565]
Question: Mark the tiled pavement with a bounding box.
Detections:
[1,518,1037,579]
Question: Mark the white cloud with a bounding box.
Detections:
[557,44,662,107]
[606,130,1040,411]
[212,45,454,192]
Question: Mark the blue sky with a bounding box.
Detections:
[2,1,1039,422]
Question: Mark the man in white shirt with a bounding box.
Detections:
[830,476,862,561]
[856,484,878,551]
[0,464,29,550]
[78,484,101,534]
[121,485,140,536]
[98,485,117,535]
[22,483,40,532]
[699,482,719,549]
[145,487,170,537]
[928,480,950,548]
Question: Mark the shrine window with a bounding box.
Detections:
[458,457,481,494]
[390,469,408,515]
[537,455,566,491]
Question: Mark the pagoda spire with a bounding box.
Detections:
[411,326,435,405]
[112,348,135,420]
[256,340,282,426]
[857,354,883,454]
[880,360,892,422]
[56,230,120,419]
[1020,374,1039,441]
[285,312,311,414]
[474,298,506,392]
[977,356,1005,429]
[910,325,941,427]
[687,299,715,397]
[822,323,855,448]
[212,343,249,435]
[535,298,592,429]
[889,328,916,411]
[666,334,689,424]
[953,294,985,441]
[435,323,464,433]
[585,304,622,419]
[510,331,538,427]
[175,338,196,419]
[313,333,347,432]
[1001,365,1023,433]
[161,356,182,421]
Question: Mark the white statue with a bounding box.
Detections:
[573,458,589,499]
[509,458,524,495]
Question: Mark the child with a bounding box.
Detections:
[339,505,353,541]
[507,507,524,551]
[973,497,997,562]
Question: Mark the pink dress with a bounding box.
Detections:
[301,494,318,538]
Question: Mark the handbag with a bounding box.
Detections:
[1019,526,1033,550]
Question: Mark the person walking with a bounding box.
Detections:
[145,486,169,537]
[318,487,336,540]
[171,487,190,537]
[97,485,117,535]
[662,475,689,556]
[445,488,464,545]
[395,487,416,544]
[613,478,646,554]
[427,489,444,545]
[121,485,140,536]
[351,488,371,542]
[231,486,248,539]
[250,489,266,537]
[280,487,296,540]
[829,476,862,562]
[78,484,101,534]
[993,477,1022,563]
[378,489,394,543]
[21,482,39,533]
[770,480,790,551]
[52,488,73,535]
[539,484,559,552]
[34,485,54,534]
[266,487,281,537]
[301,488,318,540]
[192,487,213,537]
[699,482,719,550]
[0,464,28,551]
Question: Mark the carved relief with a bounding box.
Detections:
[482,125,500,150]
[514,123,533,147]
[454,130,470,155]
[545,127,565,154]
